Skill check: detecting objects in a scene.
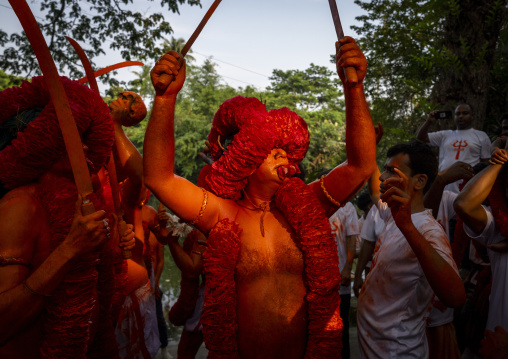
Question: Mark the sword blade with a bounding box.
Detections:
[181,0,222,56]
[155,0,223,91]
[66,37,100,94]
[78,61,144,84]
[328,0,345,40]
[9,0,95,209]
[67,36,132,258]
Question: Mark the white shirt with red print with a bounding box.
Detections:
[428,128,491,193]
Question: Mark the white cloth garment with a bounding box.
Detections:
[428,128,490,193]
[329,202,360,295]
[359,205,386,268]
[464,206,508,332]
[357,200,458,359]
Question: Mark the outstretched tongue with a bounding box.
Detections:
[277,164,299,180]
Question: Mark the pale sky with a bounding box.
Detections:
[0,0,366,92]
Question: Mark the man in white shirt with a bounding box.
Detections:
[329,201,360,359]
[357,141,465,358]
[454,142,508,358]
[417,104,490,193]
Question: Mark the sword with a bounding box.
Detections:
[66,36,131,258]
[78,61,144,84]
[9,0,96,215]
[155,0,223,90]
[328,0,358,87]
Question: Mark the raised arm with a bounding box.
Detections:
[310,37,376,214]
[109,94,146,207]
[416,111,438,143]
[424,161,474,219]
[382,169,465,308]
[143,51,220,233]
[454,163,507,234]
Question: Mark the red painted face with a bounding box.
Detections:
[110,91,147,127]
[250,148,289,185]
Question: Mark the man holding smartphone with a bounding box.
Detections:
[417,104,491,193]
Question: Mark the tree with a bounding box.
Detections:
[262,64,346,180]
[352,0,508,156]
[0,0,201,81]
[0,70,24,91]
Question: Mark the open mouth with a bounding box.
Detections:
[277,164,299,180]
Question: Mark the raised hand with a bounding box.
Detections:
[150,51,186,97]
[380,168,412,229]
[490,148,508,165]
[438,161,474,184]
[335,37,367,86]
[426,110,440,126]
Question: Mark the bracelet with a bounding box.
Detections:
[23,279,51,297]
[320,175,342,208]
[188,188,208,226]
[191,250,203,256]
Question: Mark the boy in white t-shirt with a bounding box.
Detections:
[357,141,465,359]
[454,142,508,359]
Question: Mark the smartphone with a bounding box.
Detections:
[435,110,452,119]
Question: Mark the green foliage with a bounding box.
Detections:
[0,70,24,91]
[352,0,508,160]
[0,0,201,82]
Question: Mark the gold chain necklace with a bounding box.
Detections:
[236,189,271,237]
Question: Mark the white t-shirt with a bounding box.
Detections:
[357,216,365,256]
[428,128,491,193]
[329,202,360,295]
[357,201,458,359]
[427,190,457,327]
[360,205,386,268]
[464,206,508,332]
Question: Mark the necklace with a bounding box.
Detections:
[236,189,271,237]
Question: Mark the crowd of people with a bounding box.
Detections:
[0,33,507,359]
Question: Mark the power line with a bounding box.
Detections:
[193,50,270,78]
[1,0,269,88]
[0,2,44,20]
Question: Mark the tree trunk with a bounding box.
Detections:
[431,0,507,131]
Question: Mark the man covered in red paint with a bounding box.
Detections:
[144,37,376,358]
[0,77,134,358]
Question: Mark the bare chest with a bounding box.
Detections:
[233,209,304,282]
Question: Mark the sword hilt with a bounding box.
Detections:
[344,66,358,88]
[155,55,185,92]
[118,218,131,259]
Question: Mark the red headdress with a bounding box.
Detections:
[204,96,309,199]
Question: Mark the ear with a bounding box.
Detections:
[413,174,428,191]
